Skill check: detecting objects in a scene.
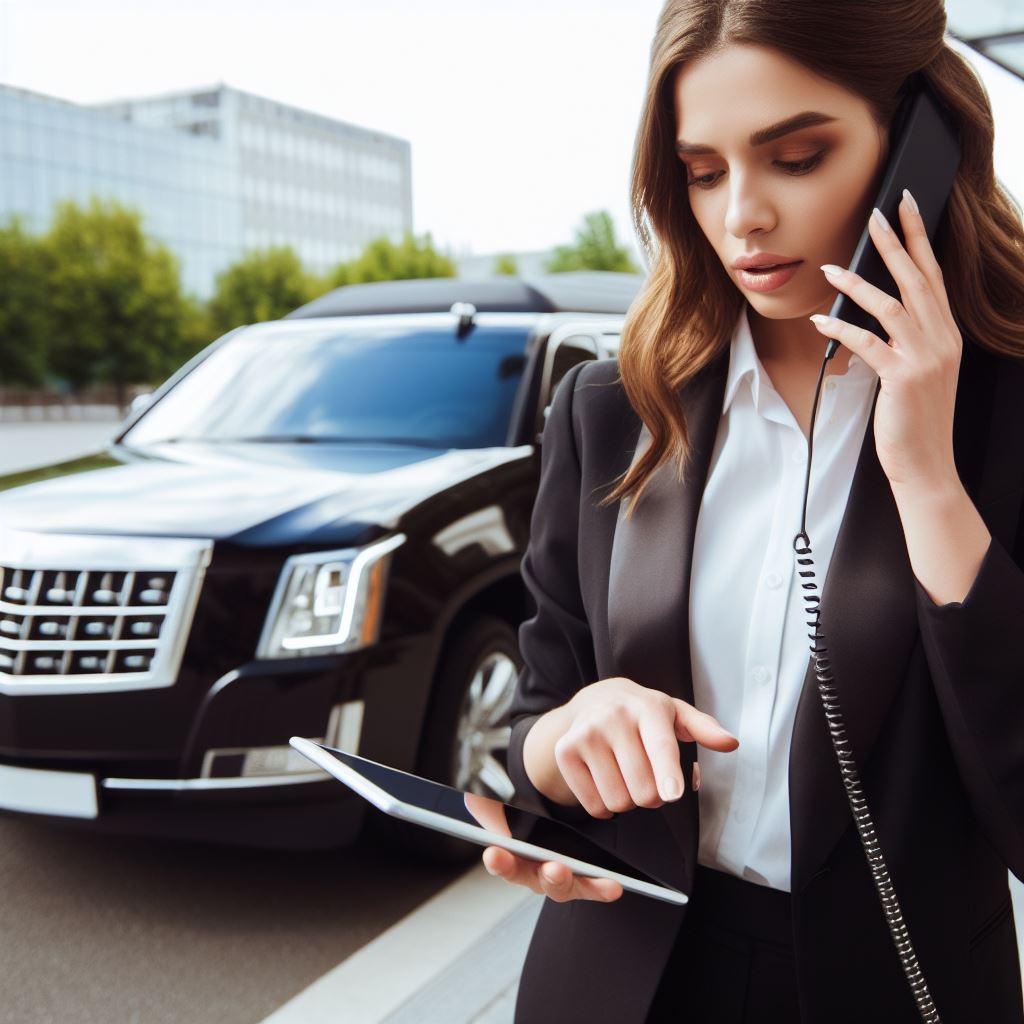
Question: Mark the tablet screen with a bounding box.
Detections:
[306,740,687,901]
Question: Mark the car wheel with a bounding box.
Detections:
[393,614,521,866]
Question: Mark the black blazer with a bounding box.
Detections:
[506,336,1024,1024]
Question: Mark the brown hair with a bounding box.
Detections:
[600,0,1024,521]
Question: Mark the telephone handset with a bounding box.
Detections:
[797,78,961,1024]
[825,75,961,356]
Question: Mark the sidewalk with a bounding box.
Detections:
[0,418,121,476]
[258,862,541,1024]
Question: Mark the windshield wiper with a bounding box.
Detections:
[124,435,451,449]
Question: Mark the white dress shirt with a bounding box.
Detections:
[688,303,880,892]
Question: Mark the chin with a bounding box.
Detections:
[747,291,827,321]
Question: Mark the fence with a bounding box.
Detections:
[0,386,144,423]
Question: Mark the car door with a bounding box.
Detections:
[535,321,622,442]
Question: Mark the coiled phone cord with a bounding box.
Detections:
[791,337,941,1023]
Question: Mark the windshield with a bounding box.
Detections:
[122,321,531,449]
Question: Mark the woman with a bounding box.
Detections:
[483,1,1024,1022]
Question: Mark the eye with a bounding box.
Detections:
[684,148,828,190]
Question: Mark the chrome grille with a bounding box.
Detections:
[0,528,212,696]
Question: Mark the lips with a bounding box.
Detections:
[732,252,801,271]
[735,262,803,293]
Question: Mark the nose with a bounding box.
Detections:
[723,170,776,239]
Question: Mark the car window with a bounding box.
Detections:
[122,323,530,450]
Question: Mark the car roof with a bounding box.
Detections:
[283,271,645,318]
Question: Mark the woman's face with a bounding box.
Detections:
[673,43,888,320]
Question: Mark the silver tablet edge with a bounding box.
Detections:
[288,736,688,907]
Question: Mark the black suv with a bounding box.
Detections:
[0,272,640,852]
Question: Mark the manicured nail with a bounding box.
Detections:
[692,762,701,792]
[661,776,682,801]
[809,314,831,325]
[820,264,843,277]
[871,207,891,233]
[902,188,918,214]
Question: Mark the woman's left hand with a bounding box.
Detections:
[809,189,962,493]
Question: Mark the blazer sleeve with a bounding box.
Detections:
[913,486,1024,880]
[506,360,601,828]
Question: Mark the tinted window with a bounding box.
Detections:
[123,322,530,449]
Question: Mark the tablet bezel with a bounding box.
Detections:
[289,736,688,906]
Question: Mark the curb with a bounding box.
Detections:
[259,861,542,1024]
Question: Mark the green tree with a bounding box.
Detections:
[324,231,456,289]
[43,196,188,413]
[493,254,519,276]
[208,245,318,333]
[0,214,52,389]
[545,210,639,273]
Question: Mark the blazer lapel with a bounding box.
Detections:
[606,346,729,891]
[787,379,919,889]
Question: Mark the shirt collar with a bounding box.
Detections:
[721,303,874,416]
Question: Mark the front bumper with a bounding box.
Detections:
[0,758,369,849]
[0,628,440,848]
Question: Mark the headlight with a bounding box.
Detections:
[256,534,406,658]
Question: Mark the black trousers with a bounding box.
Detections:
[645,864,802,1023]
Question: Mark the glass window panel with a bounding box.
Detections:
[122,323,532,449]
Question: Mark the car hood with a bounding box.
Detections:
[0,441,532,545]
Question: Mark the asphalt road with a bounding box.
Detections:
[0,812,466,1024]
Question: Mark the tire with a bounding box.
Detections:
[391,614,522,866]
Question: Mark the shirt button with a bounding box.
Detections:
[733,807,749,823]
[751,665,771,684]
[825,379,837,391]
[765,571,783,589]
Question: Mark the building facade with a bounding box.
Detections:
[93,84,412,289]
[0,82,242,298]
[0,81,413,298]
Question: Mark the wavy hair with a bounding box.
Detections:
[600,0,1024,521]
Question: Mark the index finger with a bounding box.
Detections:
[465,792,510,836]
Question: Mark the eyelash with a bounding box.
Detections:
[684,149,827,190]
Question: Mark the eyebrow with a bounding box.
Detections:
[675,111,839,156]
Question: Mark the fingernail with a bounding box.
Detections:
[661,776,682,801]
[692,762,701,792]
[902,188,918,214]
[820,264,843,277]
[871,207,891,233]
[809,314,831,325]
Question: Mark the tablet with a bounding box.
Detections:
[289,736,688,906]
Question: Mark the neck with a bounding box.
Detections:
[747,303,854,377]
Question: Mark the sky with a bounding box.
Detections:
[0,0,666,263]
[0,1,1020,266]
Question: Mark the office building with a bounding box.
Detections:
[93,84,412,288]
[0,81,413,298]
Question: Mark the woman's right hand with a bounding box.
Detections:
[482,677,739,902]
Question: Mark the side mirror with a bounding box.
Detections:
[129,392,153,416]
